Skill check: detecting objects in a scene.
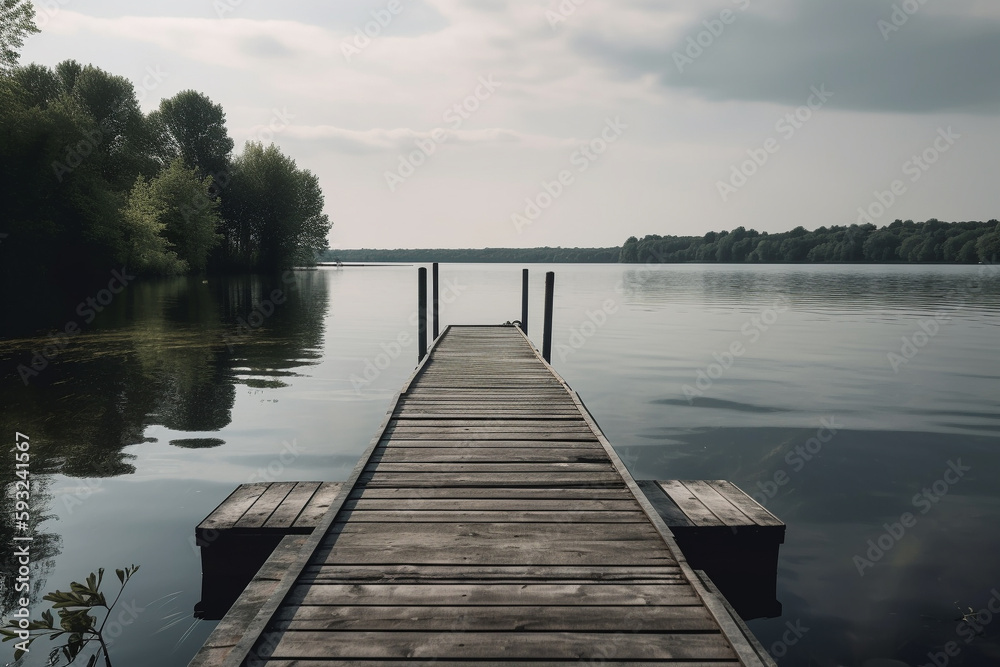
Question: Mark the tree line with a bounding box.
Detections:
[320,247,621,263]
[1,56,331,289]
[321,219,1000,265]
[621,219,1000,264]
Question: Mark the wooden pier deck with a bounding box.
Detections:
[195,325,774,666]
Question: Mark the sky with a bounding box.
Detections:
[20,0,1000,249]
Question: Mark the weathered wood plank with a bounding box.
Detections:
[291,482,344,529]
[272,604,717,632]
[681,480,754,526]
[381,432,600,441]
[636,479,693,528]
[346,487,636,500]
[266,630,736,661]
[342,498,642,511]
[657,480,724,527]
[234,482,297,529]
[364,462,614,473]
[357,472,624,487]
[284,583,700,606]
[322,521,665,541]
[188,534,308,667]
[336,509,648,523]
[373,439,603,448]
[197,482,270,532]
[320,544,676,567]
[705,480,784,527]
[298,564,683,582]
[263,482,321,529]
[370,447,610,463]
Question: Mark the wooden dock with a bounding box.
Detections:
[191,325,776,666]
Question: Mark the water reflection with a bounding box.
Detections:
[0,271,328,616]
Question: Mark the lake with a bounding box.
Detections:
[1,263,999,666]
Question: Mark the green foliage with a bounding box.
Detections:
[146,158,222,272]
[1,58,330,289]
[622,220,1000,264]
[0,0,39,73]
[978,229,1000,264]
[119,175,187,275]
[320,247,622,263]
[1,565,139,666]
[150,90,234,178]
[220,141,332,271]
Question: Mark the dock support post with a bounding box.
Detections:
[520,268,529,334]
[432,262,440,339]
[418,267,427,362]
[542,271,554,363]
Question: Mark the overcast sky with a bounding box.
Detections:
[21,0,1000,249]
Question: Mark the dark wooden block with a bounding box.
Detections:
[638,479,784,620]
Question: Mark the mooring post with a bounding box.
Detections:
[520,268,529,334]
[432,262,440,339]
[418,267,428,362]
[542,271,554,363]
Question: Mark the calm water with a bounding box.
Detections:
[1,263,999,666]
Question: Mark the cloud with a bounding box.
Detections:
[570,0,1000,114]
[240,35,293,59]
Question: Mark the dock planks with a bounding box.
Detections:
[193,325,774,666]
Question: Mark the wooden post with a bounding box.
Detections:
[542,271,554,363]
[418,267,427,362]
[520,268,529,334]
[432,262,440,339]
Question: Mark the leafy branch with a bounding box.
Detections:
[1,565,139,667]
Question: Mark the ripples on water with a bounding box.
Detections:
[1,264,998,666]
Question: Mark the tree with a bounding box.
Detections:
[292,168,332,265]
[977,229,1000,264]
[10,62,61,107]
[119,174,188,275]
[218,141,331,271]
[151,90,234,179]
[863,230,901,261]
[146,158,222,272]
[0,0,39,73]
[619,236,638,263]
[63,63,152,188]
